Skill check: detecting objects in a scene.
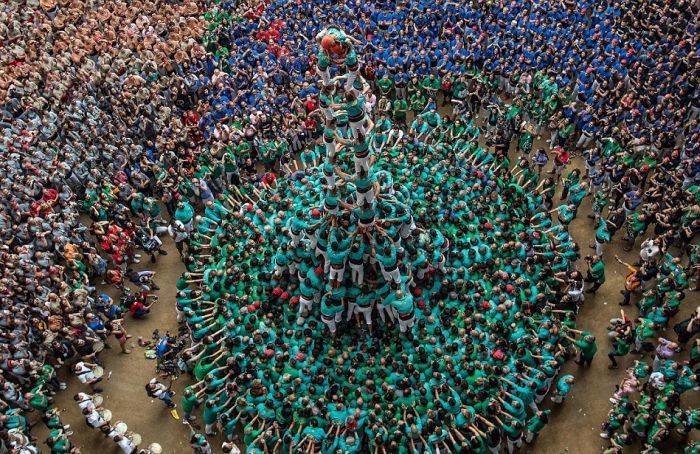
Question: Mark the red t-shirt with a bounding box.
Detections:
[303,118,317,130]
[304,98,318,113]
[262,172,277,185]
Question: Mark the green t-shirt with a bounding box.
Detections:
[377,77,394,94]
[393,99,408,119]
[527,409,551,433]
[182,389,199,413]
[576,338,597,360]
[590,260,605,282]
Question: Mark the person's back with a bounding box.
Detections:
[376,246,396,269]
[155,336,170,358]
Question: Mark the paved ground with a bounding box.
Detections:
[30,133,699,453]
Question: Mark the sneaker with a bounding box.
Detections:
[599,433,610,439]
[609,397,618,403]
[132,259,141,264]
[59,382,67,390]
[134,254,142,258]
[93,387,103,393]
[159,249,168,255]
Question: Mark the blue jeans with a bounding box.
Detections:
[159,390,175,406]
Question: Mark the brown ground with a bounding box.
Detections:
[31,124,699,454]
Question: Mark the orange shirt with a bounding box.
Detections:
[624,264,640,291]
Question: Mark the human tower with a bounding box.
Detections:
[276,26,428,336]
[178,26,584,452]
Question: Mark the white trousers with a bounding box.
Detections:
[322,311,343,333]
[349,263,364,285]
[356,188,375,206]
[298,295,314,316]
[329,265,345,282]
[376,303,395,323]
[397,313,414,333]
[380,266,401,284]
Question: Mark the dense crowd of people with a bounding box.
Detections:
[1,0,699,452]
[599,357,699,453]
[1,0,204,450]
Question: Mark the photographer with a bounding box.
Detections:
[674,307,700,347]
[583,254,605,294]
[171,220,190,257]
[145,378,177,409]
[129,291,157,319]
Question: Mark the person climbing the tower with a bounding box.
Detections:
[316,26,362,91]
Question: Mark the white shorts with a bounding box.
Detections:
[354,305,373,324]
[322,312,342,333]
[349,119,366,138]
[356,188,375,206]
[397,313,415,332]
[323,172,336,189]
[325,141,337,160]
[298,295,313,315]
[329,265,345,281]
[399,221,416,239]
[354,156,370,174]
[381,266,401,284]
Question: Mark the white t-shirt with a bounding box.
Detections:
[117,437,135,453]
[75,362,96,383]
[77,397,95,412]
[151,382,167,398]
[86,410,105,427]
